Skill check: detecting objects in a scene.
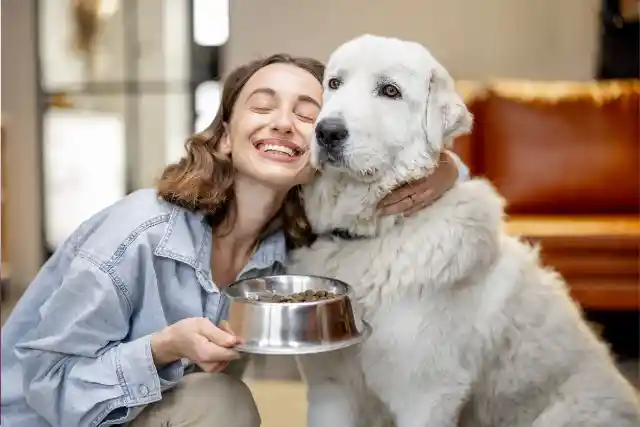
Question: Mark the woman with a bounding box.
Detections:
[0,54,468,427]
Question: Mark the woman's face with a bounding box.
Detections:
[220,63,323,190]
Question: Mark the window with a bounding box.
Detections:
[37,0,196,255]
[43,108,126,249]
[38,0,226,255]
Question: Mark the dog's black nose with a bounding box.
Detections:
[315,117,349,148]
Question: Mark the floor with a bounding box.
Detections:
[245,378,307,427]
[241,354,308,427]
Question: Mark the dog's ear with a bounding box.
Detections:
[422,69,473,152]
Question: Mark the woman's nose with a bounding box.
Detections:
[271,110,294,134]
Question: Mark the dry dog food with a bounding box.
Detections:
[254,289,338,303]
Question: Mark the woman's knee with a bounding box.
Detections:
[131,372,261,427]
[178,373,260,424]
[184,372,256,404]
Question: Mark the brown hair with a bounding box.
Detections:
[157,54,325,249]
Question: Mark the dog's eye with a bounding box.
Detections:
[327,78,342,90]
[380,84,401,99]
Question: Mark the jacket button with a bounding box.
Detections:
[138,384,149,397]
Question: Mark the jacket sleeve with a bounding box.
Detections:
[446,150,470,182]
[14,251,184,427]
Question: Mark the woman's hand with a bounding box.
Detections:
[377,151,459,217]
[151,318,241,373]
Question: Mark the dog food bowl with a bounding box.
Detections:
[215,275,371,355]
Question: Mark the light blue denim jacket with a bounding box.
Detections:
[0,155,469,427]
[0,189,287,427]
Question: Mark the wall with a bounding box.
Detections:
[226,0,601,81]
[1,0,43,291]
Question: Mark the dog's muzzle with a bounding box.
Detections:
[315,117,349,162]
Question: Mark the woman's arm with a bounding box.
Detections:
[14,254,183,427]
[378,150,470,216]
[447,150,470,182]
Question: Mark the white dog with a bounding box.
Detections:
[289,34,640,427]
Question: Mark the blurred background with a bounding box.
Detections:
[1,1,638,426]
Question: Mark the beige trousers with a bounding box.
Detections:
[129,372,261,427]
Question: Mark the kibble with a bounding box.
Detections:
[255,289,338,303]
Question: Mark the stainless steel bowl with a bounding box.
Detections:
[215,275,371,355]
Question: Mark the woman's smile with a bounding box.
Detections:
[253,138,306,163]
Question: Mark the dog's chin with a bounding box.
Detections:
[323,159,381,183]
[312,147,384,183]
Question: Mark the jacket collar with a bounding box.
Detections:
[154,206,287,284]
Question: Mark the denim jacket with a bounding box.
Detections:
[0,189,287,427]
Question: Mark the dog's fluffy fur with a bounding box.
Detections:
[289,34,640,427]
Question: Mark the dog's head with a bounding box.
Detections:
[311,34,472,185]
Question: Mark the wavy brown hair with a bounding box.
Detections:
[157,54,325,249]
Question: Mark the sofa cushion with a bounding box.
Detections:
[480,81,640,215]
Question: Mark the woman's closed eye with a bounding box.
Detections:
[295,105,319,123]
[250,106,315,123]
[250,104,275,113]
[295,112,316,123]
[247,91,277,113]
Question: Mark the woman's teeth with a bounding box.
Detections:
[260,144,298,157]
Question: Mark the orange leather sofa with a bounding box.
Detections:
[452,80,640,310]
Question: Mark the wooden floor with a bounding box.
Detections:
[245,379,307,427]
